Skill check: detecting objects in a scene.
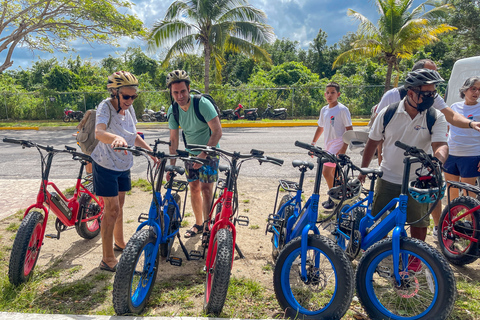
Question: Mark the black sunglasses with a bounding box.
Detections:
[416,90,438,99]
[121,94,138,101]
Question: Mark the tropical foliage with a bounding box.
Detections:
[147,0,275,92]
[333,0,456,91]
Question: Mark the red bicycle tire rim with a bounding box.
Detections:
[24,222,42,276]
[442,204,475,255]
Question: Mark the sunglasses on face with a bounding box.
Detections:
[121,94,138,101]
[416,90,438,99]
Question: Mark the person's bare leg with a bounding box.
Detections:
[444,173,460,200]
[410,226,427,242]
[460,177,478,198]
[113,191,126,249]
[187,180,204,235]
[200,181,215,222]
[431,203,442,229]
[322,166,336,189]
[101,195,120,267]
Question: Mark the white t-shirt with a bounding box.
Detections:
[91,99,138,171]
[376,87,448,114]
[317,102,352,154]
[369,100,448,184]
[447,101,480,156]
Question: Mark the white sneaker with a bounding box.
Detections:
[433,226,438,237]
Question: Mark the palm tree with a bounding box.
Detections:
[148,0,275,93]
[333,0,456,92]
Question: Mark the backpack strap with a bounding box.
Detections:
[426,107,436,135]
[171,101,180,125]
[193,95,207,123]
[382,100,436,135]
[382,101,400,134]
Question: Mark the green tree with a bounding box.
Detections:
[147,0,275,93]
[333,0,456,92]
[264,38,301,66]
[0,0,145,73]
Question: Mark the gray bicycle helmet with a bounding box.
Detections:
[328,178,362,205]
[404,68,444,90]
[166,70,190,88]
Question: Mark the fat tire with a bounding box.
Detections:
[75,194,102,239]
[8,211,44,285]
[356,237,456,320]
[272,194,294,260]
[438,196,480,266]
[204,228,233,316]
[273,234,353,320]
[113,229,159,315]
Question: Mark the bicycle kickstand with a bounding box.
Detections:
[176,233,202,261]
[235,243,245,259]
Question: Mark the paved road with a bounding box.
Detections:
[0,126,368,219]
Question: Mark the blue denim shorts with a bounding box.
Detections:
[444,155,480,178]
[92,161,131,197]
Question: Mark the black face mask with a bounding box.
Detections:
[411,95,435,113]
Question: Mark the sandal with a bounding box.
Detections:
[114,243,125,252]
[184,224,204,238]
[99,260,117,272]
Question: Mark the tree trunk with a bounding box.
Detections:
[204,45,210,94]
[384,61,394,93]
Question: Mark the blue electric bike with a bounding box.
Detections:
[333,141,456,320]
[266,141,353,320]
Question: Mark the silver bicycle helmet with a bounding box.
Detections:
[404,68,444,90]
[166,70,190,88]
[328,178,362,205]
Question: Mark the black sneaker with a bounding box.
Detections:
[322,198,335,209]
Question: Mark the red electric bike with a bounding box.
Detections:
[3,138,104,285]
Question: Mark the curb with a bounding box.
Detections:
[0,121,369,131]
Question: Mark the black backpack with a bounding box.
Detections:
[382,100,436,135]
[170,90,220,147]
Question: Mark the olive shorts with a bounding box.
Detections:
[371,178,430,228]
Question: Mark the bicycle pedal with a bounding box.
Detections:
[235,215,249,226]
[189,250,202,260]
[137,213,148,223]
[169,256,182,266]
[267,214,283,228]
[45,234,59,239]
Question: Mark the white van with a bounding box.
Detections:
[445,56,480,106]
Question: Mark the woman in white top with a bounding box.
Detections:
[443,76,480,200]
[92,71,153,272]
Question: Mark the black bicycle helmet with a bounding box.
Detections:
[328,178,362,205]
[166,70,190,88]
[404,68,444,90]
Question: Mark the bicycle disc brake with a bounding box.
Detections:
[346,230,362,259]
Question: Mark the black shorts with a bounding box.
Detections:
[92,161,131,197]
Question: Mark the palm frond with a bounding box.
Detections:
[148,20,197,49]
[160,34,198,68]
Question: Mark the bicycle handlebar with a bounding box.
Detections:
[294,140,337,162]
[114,146,208,165]
[3,138,35,148]
[4,138,92,161]
[186,144,283,166]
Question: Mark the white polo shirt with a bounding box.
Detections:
[376,87,448,114]
[369,100,448,184]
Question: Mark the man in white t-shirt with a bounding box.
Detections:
[360,69,449,244]
[373,59,480,237]
[311,82,353,209]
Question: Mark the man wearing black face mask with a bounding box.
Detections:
[358,69,449,243]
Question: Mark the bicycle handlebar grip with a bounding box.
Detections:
[294,140,313,150]
[3,138,25,145]
[154,139,171,146]
[265,156,284,165]
[394,140,411,151]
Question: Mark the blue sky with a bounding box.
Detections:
[4,0,426,70]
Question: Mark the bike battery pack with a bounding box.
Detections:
[50,192,73,220]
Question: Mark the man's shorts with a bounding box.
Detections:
[371,178,429,228]
[443,155,480,178]
[185,154,220,183]
[92,161,131,197]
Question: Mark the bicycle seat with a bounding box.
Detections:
[292,160,314,170]
[359,167,383,177]
[219,164,229,172]
[165,165,185,175]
